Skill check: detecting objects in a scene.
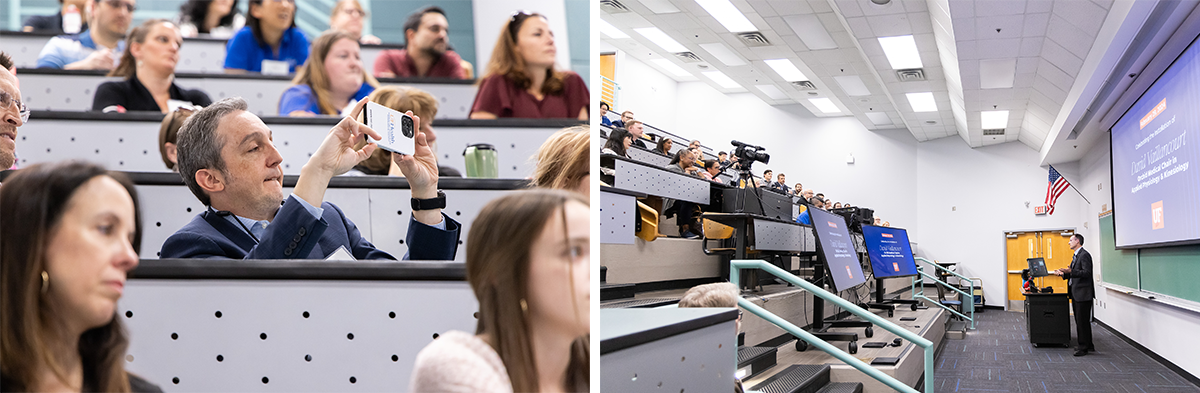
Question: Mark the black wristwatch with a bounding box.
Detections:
[411,190,447,211]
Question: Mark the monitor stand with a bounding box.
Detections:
[794,262,871,354]
[866,277,925,317]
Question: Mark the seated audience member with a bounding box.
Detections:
[328,0,381,45]
[1,161,161,392]
[612,110,633,128]
[793,183,803,196]
[470,12,588,120]
[677,282,744,393]
[223,0,308,73]
[843,203,852,208]
[601,127,632,158]
[688,139,701,151]
[279,30,378,116]
[374,6,466,79]
[411,189,589,392]
[1,53,25,171]
[758,169,773,188]
[654,137,673,157]
[350,86,440,176]
[717,151,728,165]
[532,126,590,202]
[159,107,197,171]
[882,221,891,227]
[599,102,612,126]
[93,20,213,113]
[773,173,790,194]
[873,217,882,226]
[701,159,720,181]
[162,97,460,260]
[177,0,243,38]
[816,192,825,200]
[796,197,824,225]
[625,120,649,149]
[664,149,705,238]
[667,148,703,179]
[23,0,89,34]
[36,0,133,70]
[833,202,842,209]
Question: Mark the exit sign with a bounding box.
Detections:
[1034,205,1049,215]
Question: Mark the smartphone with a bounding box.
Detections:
[360,101,415,154]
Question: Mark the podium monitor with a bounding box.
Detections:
[861,225,919,279]
[809,207,867,292]
[1027,257,1050,277]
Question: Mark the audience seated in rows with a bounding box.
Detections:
[1,52,23,170]
[1,161,161,392]
[654,137,672,157]
[701,159,719,181]
[328,0,381,45]
[163,97,459,260]
[374,6,466,79]
[223,0,308,74]
[599,101,611,127]
[601,127,631,159]
[158,107,197,171]
[93,19,212,113]
[771,173,789,194]
[36,0,133,70]
[22,0,89,34]
[625,120,647,148]
[469,12,588,120]
[612,110,632,128]
[411,189,589,392]
[532,126,590,202]
[665,149,703,238]
[793,182,803,196]
[666,148,703,179]
[279,30,377,116]
[176,0,243,38]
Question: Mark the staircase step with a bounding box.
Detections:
[749,364,831,393]
[814,382,864,393]
[947,320,968,339]
[737,346,777,380]
[600,297,680,309]
[600,282,636,301]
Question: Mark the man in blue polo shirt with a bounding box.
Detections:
[36,0,133,70]
[223,0,309,74]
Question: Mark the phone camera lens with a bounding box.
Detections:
[402,117,414,138]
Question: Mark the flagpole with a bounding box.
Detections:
[1050,164,1091,205]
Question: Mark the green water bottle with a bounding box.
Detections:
[463,143,499,178]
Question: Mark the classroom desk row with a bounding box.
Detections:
[2,30,405,75]
[16,68,477,118]
[17,111,580,177]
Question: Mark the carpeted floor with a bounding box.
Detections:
[932,310,1198,392]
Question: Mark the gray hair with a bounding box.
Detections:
[176,97,248,206]
[678,282,739,308]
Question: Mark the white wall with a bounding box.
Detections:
[611,54,679,132]
[472,0,571,75]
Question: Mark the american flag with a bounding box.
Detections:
[1045,165,1070,215]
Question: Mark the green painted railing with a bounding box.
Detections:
[731,260,933,393]
[912,258,975,329]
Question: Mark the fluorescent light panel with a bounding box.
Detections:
[756,85,788,100]
[639,0,681,13]
[878,35,922,69]
[703,71,741,89]
[833,75,870,96]
[764,59,808,82]
[784,14,837,50]
[598,19,629,39]
[650,59,691,77]
[981,110,1009,129]
[694,0,757,33]
[809,98,841,113]
[866,112,891,125]
[906,92,937,112]
[699,43,747,66]
[634,27,688,53]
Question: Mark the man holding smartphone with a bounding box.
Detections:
[162,97,458,260]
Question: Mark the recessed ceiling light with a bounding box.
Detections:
[694,0,757,33]
[981,110,1009,129]
[634,27,688,53]
[699,43,747,66]
[756,85,788,100]
[650,59,691,77]
[598,19,629,39]
[866,112,891,125]
[639,0,681,13]
[878,35,922,69]
[833,75,870,96]
[906,92,937,112]
[809,98,841,113]
[764,59,808,82]
[703,71,741,89]
[784,14,837,50]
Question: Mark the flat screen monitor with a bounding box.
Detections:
[861,225,918,279]
[1110,33,1200,248]
[1027,258,1049,278]
[809,207,867,292]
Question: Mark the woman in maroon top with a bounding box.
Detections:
[470,12,588,120]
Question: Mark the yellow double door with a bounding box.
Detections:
[1005,230,1074,308]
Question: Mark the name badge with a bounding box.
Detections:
[325,245,356,261]
[261,59,290,75]
[167,99,197,112]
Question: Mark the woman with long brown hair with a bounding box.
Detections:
[280,29,379,116]
[411,189,589,392]
[469,12,588,120]
[92,19,211,113]
[0,161,155,392]
[531,126,590,202]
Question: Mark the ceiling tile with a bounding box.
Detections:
[1033,75,1068,102]
[816,12,846,33]
[846,17,875,39]
[833,0,863,17]
[953,17,976,41]
[1022,13,1050,37]
[979,58,1016,88]
[1013,72,1036,88]
[948,0,973,18]
[860,0,908,16]
[974,0,1027,16]
[906,0,928,13]
[911,13,935,34]
[1018,37,1043,57]
[810,0,834,14]
[784,14,839,50]
[866,13,914,37]
[1039,39,1083,75]
[1092,0,1113,11]
[1053,0,1107,34]
[975,38,1021,59]
[1035,60,1073,91]
[771,0,815,15]
[1047,14,1094,59]
[973,14,1025,39]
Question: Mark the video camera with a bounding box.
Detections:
[731,140,770,170]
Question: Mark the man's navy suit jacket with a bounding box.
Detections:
[160,196,459,260]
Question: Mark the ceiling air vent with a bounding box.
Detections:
[983,128,1005,136]
[600,0,631,13]
[895,68,925,81]
[736,32,771,47]
[791,81,817,90]
[674,52,703,63]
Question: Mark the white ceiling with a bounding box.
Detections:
[600,0,1137,151]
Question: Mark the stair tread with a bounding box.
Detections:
[600,282,634,289]
[737,346,775,367]
[814,382,864,393]
[599,297,680,309]
[749,364,831,393]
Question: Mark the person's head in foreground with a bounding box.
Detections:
[0,53,24,169]
[1,161,143,392]
[411,189,590,392]
[532,126,590,202]
[679,282,741,327]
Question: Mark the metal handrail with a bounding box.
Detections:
[915,257,972,286]
[911,264,975,329]
[731,260,932,393]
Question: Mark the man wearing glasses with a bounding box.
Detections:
[36,0,135,70]
[0,52,27,170]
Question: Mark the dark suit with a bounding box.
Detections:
[161,196,460,260]
[1064,247,1095,351]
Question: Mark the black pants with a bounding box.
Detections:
[1073,300,1094,351]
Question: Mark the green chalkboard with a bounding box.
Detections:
[1100,214,1139,289]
